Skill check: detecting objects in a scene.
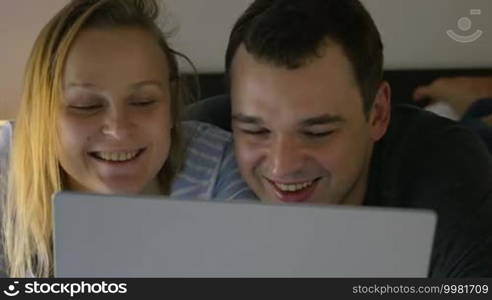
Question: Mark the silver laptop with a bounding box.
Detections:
[53,192,437,277]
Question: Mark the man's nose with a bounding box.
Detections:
[101,106,134,140]
[268,136,305,179]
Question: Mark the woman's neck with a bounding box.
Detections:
[141,177,163,195]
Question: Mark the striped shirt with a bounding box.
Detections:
[0,121,10,203]
[170,121,256,200]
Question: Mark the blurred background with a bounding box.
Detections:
[1,0,492,120]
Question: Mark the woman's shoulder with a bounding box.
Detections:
[0,121,13,151]
[171,121,236,200]
[0,122,13,277]
[0,121,13,199]
[0,121,13,168]
[181,120,231,143]
[180,121,233,157]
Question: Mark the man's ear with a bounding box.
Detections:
[368,81,391,141]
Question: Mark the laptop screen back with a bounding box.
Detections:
[53,192,436,277]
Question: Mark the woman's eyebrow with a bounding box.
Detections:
[65,82,98,89]
[66,80,165,89]
[130,80,165,91]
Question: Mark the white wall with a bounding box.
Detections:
[0,0,68,120]
[366,0,492,70]
[164,0,254,73]
[2,0,492,119]
[166,0,492,72]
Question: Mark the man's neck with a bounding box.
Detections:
[342,145,374,206]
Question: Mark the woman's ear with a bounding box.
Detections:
[368,81,391,141]
[169,79,178,128]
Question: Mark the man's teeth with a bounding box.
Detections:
[275,180,314,192]
[96,151,139,162]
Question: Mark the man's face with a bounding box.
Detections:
[230,43,389,205]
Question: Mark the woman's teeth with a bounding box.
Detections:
[275,180,314,192]
[95,150,139,162]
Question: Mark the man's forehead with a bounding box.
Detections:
[233,39,353,69]
[230,42,359,90]
[230,40,365,123]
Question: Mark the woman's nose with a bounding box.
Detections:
[101,106,134,140]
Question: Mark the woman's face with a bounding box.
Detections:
[58,27,173,194]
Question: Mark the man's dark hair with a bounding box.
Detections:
[225,0,384,114]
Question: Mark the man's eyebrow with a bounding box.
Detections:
[301,114,345,126]
[231,113,264,125]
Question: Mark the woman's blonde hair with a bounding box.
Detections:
[2,0,187,277]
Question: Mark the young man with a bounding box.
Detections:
[224,0,492,277]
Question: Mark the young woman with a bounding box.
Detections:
[0,0,255,277]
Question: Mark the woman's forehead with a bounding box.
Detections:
[63,27,170,86]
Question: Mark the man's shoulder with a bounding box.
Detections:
[380,104,490,163]
[370,104,491,208]
[371,105,492,277]
[386,104,468,144]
